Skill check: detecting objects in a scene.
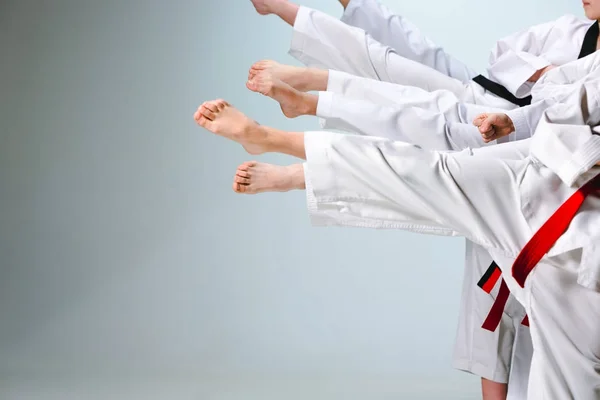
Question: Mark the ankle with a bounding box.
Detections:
[306,68,329,91]
[285,164,306,190]
[294,67,316,91]
[300,93,318,116]
[270,0,288,15]
[258,125,277,153]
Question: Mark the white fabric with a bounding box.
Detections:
[289,6,516,110]
[292,4,520,388]
[290,5,596,392]
[302,90,600,399]
[506,322,533,400]
[508,51,600,139]
[488,15,594,98]
[340,0,477,82]
[320,52,600,145]
[318,69,529,391]
[452,241,529,385]
[318,71,503,150]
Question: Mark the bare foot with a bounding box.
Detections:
[247,71,315,118]
[248,60,311,92]
[193,99,269,155]
[232,161,304,194]
[250,0,284,15]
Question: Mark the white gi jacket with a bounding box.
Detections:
[488,15,595,98]
[508,50,600,139]
[303,78,600,399]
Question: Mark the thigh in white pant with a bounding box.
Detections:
[340,0,477,82]
[290,6,517,110]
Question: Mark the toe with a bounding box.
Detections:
[204,102,218,113]
[214,99,228,109]
[196,115,208,127]
[253,60,267,70]
[235,176,250,184]
[200,107,216,121]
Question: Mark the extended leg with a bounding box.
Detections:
[288,6,467,95]
[339,0,477,82]
[247,72,499,150]
[194,99,526,249]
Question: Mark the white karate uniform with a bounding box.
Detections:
[507,51,600,138]
[339,0,477,82]
[289,7,594,108]
[314,55,600,395]
[318,52,600,148]
[289,6,516,109]
[488,15,594,98]
[317,70,496,148]
[289,6,596,393]
[317,70,530,392]
[302,88,600,399]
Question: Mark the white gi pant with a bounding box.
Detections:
[340,0,477,83]
[289,6,517,110]
[302,127,600,399]
[315,75,533,392]
[291,8,533,388]
[318,71,500,148]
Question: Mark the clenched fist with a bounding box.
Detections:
[473,113,515,143]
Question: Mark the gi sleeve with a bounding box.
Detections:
[507,59,600,140]
[486,19,560,98]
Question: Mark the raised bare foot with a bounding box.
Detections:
[232,161,304,194]
[250,0,284,15]
[193,99,268,155]
[247,71,314,118]
[248,60,311,91]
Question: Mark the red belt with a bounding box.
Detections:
[479,174,600,332]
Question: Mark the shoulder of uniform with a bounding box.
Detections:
[555,14,592,25]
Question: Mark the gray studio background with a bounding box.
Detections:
[0,0,581,399]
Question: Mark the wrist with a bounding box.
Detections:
[527,69,543,83]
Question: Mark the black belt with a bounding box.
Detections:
[473,20,599,109]
[477,261,529,330]
[472,75,532,107]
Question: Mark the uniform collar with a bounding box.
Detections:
[530,114,600,186]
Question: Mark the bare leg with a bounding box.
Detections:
[247,71,318,118]
[250,0,300,26]
[194,99,306,159]
[248,60,329,92]
[233,161,305,194]
[338,0,351,8]
[481,379,508,400]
